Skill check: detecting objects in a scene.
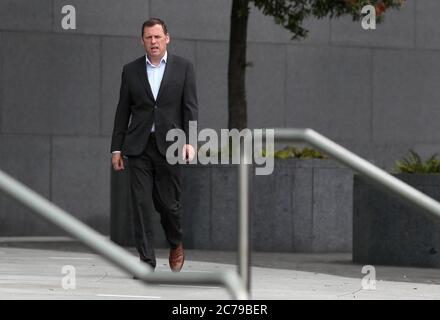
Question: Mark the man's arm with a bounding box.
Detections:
[182,61,198,144]
[110,65,131,170]
[111,65,131,153]
[181,61,198,162]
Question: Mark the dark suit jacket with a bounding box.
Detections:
[110,53,198,156]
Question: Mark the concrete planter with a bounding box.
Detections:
[353,174,440,267]
[111,159,354,252]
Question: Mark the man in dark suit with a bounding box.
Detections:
[110,18,198,273]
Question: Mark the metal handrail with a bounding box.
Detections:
[3,128,440,299]
[0,169,248,300]
[237,128,440,292]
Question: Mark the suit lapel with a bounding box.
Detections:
[136,56,155,101]
[156,53,174,103]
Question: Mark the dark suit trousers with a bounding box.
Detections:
[127,133,182,268]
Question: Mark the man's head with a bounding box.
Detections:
[141,18,170,61]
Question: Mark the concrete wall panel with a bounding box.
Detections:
[312,168,353,252]
[210,166,237,250]
[285,45,372,141]
[195,41,228,131]
[416,0,440,49]
[372,49,440,143]
[291,168,313,252]
[51,137,110,234]
[53,0,150,36]
[0,135,54,235]
[246,43,285,129]
[253,163,293,251]
[0,0,52,32]
[181,166,211,249]
[2,32,100,135]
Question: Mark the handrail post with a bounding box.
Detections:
[0,169,248,300]
[238,135,251,295]
[6,127,440,301]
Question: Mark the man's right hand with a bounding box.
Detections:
[112,153,125,171]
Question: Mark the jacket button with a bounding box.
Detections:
[154,105,158,109]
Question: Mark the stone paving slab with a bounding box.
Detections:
[0,239,439,300]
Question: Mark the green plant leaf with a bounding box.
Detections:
[395,150,440,174]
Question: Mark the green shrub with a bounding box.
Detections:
[395,150,440,173]
[204,145,327,160]
[262,145,328,160]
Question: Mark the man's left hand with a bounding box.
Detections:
[182,144,195,162]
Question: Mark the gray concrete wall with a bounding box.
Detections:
[0,0,438,236]
[111,161,353,252]
[353,174,440,267]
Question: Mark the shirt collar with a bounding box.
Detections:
[146,51,168,67]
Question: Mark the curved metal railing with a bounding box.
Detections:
[237,128,440,292]
[2,128,440,299]
[0,169,248,300]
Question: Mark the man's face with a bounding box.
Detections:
[141,24,170,59]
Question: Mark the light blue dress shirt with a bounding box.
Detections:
[146,51,167,132]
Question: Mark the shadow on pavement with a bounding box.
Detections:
[1,239,440,286]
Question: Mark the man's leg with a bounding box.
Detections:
[153,162,185,272]
[127,152,157,269]
[152,161,183,249]
[149,135,184,272]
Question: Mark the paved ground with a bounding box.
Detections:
[0,237,440,300]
